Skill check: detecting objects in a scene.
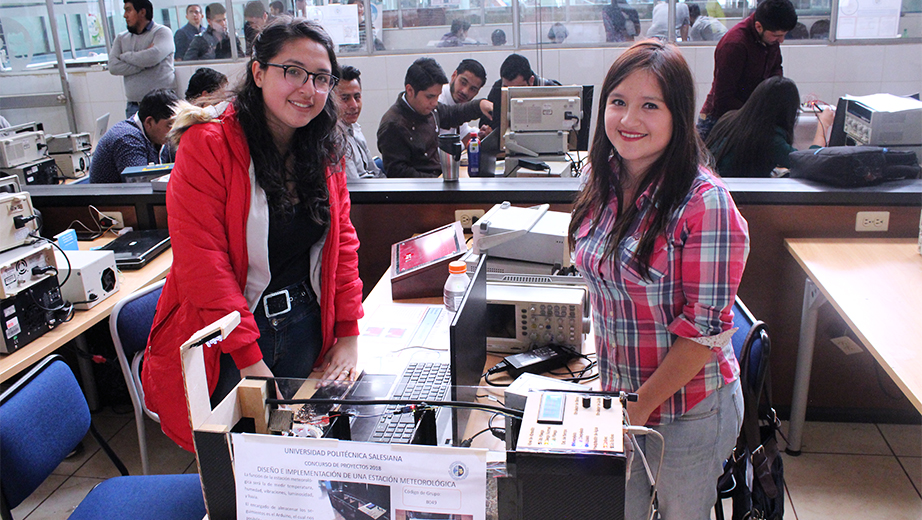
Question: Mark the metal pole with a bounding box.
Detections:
[787,277,826,456]
[45,0,78,133]
[667,0,675,43]
[511,0,519,48]
[226,0,239,59]
[829,0,839,43]
[98,0,113,54]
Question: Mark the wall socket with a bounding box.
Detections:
[99,211,124,229]
[455,209,485,230]
[831,336,863,355]
[855,211,889,232]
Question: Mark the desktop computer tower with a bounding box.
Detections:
[499,450,626,519]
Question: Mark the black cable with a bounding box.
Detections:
[266,397,524,419]
[30,233,72,288]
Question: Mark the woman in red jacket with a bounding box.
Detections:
[142,17,364,452]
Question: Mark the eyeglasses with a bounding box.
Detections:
[264,63,338,93]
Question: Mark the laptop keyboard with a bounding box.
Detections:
[369,362,450,444]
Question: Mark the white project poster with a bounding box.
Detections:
[304,4,360,45]
[232,434,487,520]
[836,0,902,39]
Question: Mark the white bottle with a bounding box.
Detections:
[443,261,470,312]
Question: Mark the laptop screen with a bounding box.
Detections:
[448,254,488,442]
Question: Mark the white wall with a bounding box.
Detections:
[1,43,919,158]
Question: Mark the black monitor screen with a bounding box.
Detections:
[449,254,488,444]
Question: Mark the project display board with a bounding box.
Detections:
[232,434,487,520]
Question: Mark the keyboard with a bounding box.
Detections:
[369,362,450,443]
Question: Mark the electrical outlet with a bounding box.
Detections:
[99,211,124,229]
[855,211,889,232]
[830,336,863,355]
[455,209,485,230]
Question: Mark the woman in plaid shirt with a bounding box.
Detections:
[569,40,750,519]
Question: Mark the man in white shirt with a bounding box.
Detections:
[438,59,487,145]
[689,3,728,41]
[646,0,690,41]
[336,65,382,181]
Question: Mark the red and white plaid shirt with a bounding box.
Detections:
[574,165,749,425]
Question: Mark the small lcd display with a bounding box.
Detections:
[485,303,517,339]
[395,224,463,274]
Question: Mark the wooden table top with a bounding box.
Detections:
[784,237,922,412]
[0,237,172,382]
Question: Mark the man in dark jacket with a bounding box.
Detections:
[377,58,492,178]
[184,2,243,60]
[697,0,797,139]
[479,54,561,132]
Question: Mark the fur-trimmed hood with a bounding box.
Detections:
[168,99,230,146]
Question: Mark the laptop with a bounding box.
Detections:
[98,229,171,269]
[343,256,488,446]
[94,113,110,147]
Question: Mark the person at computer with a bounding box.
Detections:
[108,0,176,119]
[337,65,383,180]
[89,89,177,183]
[183,2,243,60]
[646,0,690,41]
[438,59,488,144]
[438,19,470,47]
[142,18,364,453]
[568,40,749,519]
[184,66,227,102]
[706,76,835,178]
[697,0,798,139]
[173,4,205,61]
[376,57,492,178]
[243,1,270,56]
[688,3,728,42]
[479,54,560,133]
[602,0,640,43]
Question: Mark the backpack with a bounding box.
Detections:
[789,146,920,187]
[717,322,786,520]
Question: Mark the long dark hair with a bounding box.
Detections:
[706,76,799,178]
[234,16,344,223]
[568,40,707,277]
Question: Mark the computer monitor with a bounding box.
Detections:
[449,254,488,444]
[499,85,585,157]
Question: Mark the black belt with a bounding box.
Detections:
[260,279,313,318]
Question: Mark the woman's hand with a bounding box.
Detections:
[626,399,654,428]
[319,335,359,382]
[812,107,836,147]
[239,358,282,398]
[240,358,275,379]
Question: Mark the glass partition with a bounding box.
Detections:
[0,0,917,69]
[1,1,62,70]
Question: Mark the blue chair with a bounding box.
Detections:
[714,298,772,520]
[373,156,385,175]
[0,355,205,520]
[109,279,165,475]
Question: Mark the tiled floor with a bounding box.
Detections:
[11,409,922,520]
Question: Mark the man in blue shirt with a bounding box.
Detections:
[90,89,178,183]
[174,4,205,61]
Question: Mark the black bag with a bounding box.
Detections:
[789,146,920,187]
[717,322,785,520]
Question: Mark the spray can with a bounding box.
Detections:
[468,133,480,177]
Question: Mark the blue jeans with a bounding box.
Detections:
[625,378,743,520]
[210,287,322,407]
[696,113,719,141]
